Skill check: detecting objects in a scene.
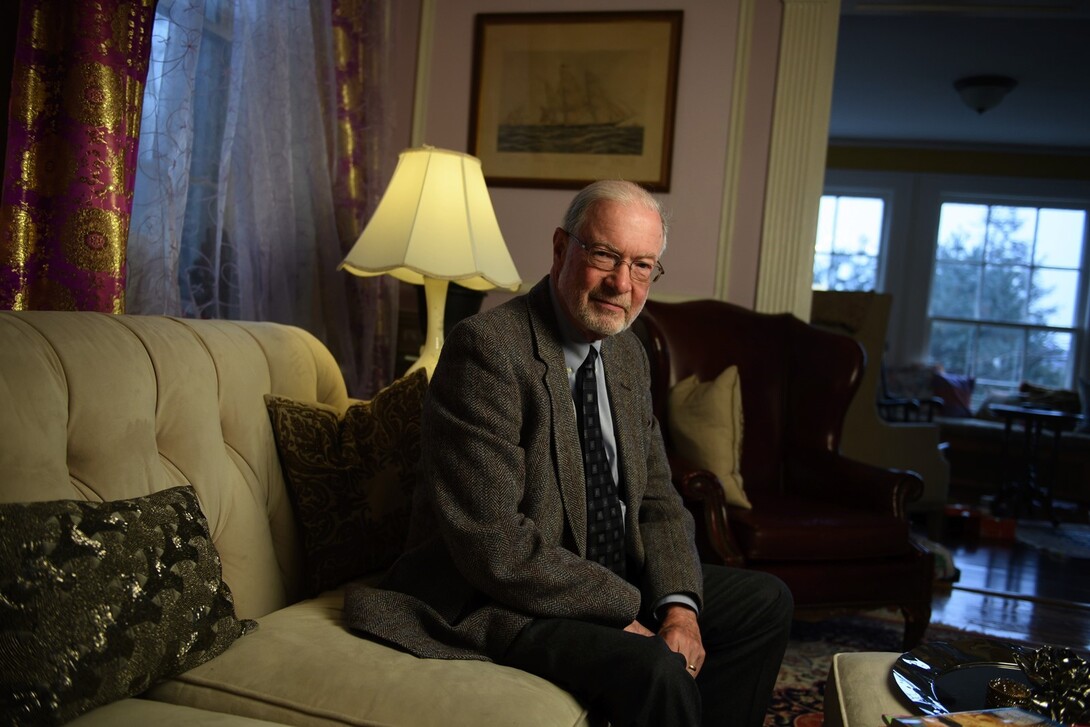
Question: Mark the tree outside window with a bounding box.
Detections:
[927,202,1086,405]
[812,195,884,291]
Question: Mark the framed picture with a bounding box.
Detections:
[468,11,683,192]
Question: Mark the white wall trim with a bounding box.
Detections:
[755,0,840,317]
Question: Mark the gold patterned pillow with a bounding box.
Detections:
[266,369,428,596]
[0,486,256,724]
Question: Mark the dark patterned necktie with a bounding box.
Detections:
[575,348,626,577]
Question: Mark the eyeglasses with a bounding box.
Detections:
[565,230,665,284]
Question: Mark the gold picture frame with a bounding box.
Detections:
[468,11,683,192]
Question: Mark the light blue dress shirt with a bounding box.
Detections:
[548,281,698,618]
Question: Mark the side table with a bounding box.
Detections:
[987,403,1084,523]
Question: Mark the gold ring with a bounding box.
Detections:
[687,664,697,671]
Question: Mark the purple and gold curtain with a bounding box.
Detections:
[0,0,155,312]
[331,0,398,394]
[1,0,399,396]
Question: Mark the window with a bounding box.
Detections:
[812,194,885,291]
[816,170,1090,411]
[927,202,1087,402]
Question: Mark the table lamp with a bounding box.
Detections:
[339,146,521,378]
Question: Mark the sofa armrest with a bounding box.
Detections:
[786,449,923,519]
[667,454,745,567]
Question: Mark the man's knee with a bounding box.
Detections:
[622,638,701,724]
[701,564,794,635]
[640,638,693,686]
[756,571,794,619]
[743,571,794,638]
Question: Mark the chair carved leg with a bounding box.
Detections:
[901,602,931,650]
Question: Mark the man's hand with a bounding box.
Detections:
[657,604,705,678]
[623,620,655,637]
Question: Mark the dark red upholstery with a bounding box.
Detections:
[634,298,933,649]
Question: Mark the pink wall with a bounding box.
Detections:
[391,0,783,308]
[388,2,424,168]
[726,1,781,309]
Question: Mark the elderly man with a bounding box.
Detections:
[345,180,792,727]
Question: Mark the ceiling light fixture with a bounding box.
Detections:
[953,75,1017,115]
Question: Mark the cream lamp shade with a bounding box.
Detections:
[339,146,521,377]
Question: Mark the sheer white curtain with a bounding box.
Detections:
[127,0,391,393]
[125,0,205,316]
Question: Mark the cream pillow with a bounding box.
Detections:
[667,365,751,509]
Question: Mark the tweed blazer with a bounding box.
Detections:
[344,277,702,661]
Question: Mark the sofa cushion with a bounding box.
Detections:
[0,486,255,725]
[67,698,289,726]
[266,369,428,596]
[148,590,594,727]
[667,366,751,508]
[0,312,353,621]
[931,370,975,417]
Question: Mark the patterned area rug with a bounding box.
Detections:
[1015,521,1090,560]
[763,613,998,727]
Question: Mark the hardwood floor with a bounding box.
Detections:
[926,513,1090,653]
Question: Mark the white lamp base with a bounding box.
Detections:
[406,276,449,379]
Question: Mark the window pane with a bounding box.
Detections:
[1025,330,1073,388]
[929,261,978,318]
[928,199,1084,394]
[828,254,877,290]
[812,253,831,289]
[833,197,883,255]
[980,264,1029,323]
[812,195,883,292]
[976,326,1024,384]
[936,203,986,262]
[928,320,974,373]
[1031,268,1079,327]
[1035,209,1085,268]
[985,206,1034,264]
[815,196,835,253]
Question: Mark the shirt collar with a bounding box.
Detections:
[548,277,601,376]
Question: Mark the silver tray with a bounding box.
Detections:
[892,639,1032,714]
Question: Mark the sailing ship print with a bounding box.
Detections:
[498,62,644,155]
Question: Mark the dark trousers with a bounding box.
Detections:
[500,564,794,727]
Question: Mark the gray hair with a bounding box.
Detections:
[561,180,669,250]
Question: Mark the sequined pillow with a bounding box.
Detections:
[266,369,428,597]
[0,485,256,725]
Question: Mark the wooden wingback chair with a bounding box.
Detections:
[634,298,933,649]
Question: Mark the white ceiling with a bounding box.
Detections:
[828,0,1090,151]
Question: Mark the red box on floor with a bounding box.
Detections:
[979,514,1016,541]
[943,504,981,538]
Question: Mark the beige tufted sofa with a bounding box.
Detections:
[0,311,593,727]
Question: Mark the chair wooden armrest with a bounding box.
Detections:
[785,449,924,519]
[667,454,745,567]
